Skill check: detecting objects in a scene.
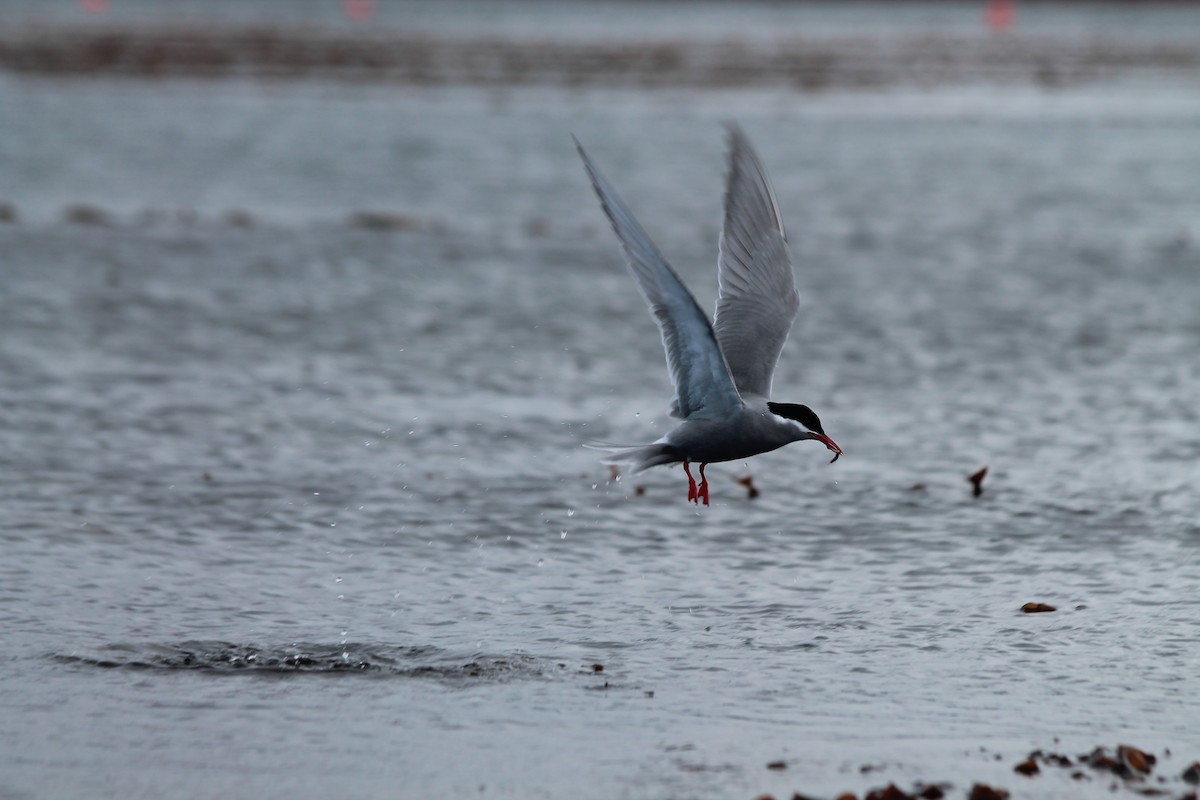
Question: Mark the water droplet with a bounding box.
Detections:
[506,535,512,541]
[560,531,567,539]
[335,576,343,583]
[536,558,544,567]
[566,508,575,517]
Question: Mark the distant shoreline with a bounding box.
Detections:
[2,26,1198,88]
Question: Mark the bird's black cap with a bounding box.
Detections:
[767,402,826,435]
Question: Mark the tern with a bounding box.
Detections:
[576,125,842,506]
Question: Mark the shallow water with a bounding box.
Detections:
[2,24,1200,800]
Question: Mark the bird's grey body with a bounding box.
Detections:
[600,399,811,469]
[575,125,841,502]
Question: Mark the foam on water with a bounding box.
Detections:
[53,642,551,681]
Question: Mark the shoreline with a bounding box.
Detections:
[2,26,1199,88]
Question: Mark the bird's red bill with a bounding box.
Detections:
[814,433,843,463]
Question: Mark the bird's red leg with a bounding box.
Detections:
[683,460,698,503]
[698,463,710,506]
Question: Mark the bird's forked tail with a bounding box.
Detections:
[583,441,681,474]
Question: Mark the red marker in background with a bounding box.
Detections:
[343,0,377,22]
[985,0,1017,30]
[79,0,110,13]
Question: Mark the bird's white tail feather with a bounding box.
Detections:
[583,442,681,473]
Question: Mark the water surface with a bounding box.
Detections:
[1,12,1199,800]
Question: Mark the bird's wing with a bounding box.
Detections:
[713,125,800,401]
[575,136,743,420]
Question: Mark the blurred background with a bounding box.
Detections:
[2,0,1199,224]
[2,3,1199,800]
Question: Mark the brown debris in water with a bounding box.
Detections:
[634,485,646,496]
[1020,602,1057,613]
[608,464,620,482]
[1076,744,1162,779]
[1012,744,1199,790]
[790,783,946,800]
[348,210,421,231]
[735,474,760,499]
[1118,744,1155,775]
[864,784,911,800]
[766,760,787,770]
[766,745,1197,800]
[967,466,988,498]
[1013,757,1039,776]
[65,204,110,226]
[223,209,254,228]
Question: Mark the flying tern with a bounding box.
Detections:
[576,125,842,506]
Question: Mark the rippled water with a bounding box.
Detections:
[2,37,1200,800]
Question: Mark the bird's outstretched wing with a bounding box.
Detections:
[713,125,800,401]
[575,136,743,420]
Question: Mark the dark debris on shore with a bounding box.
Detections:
[754,743,1199,800]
